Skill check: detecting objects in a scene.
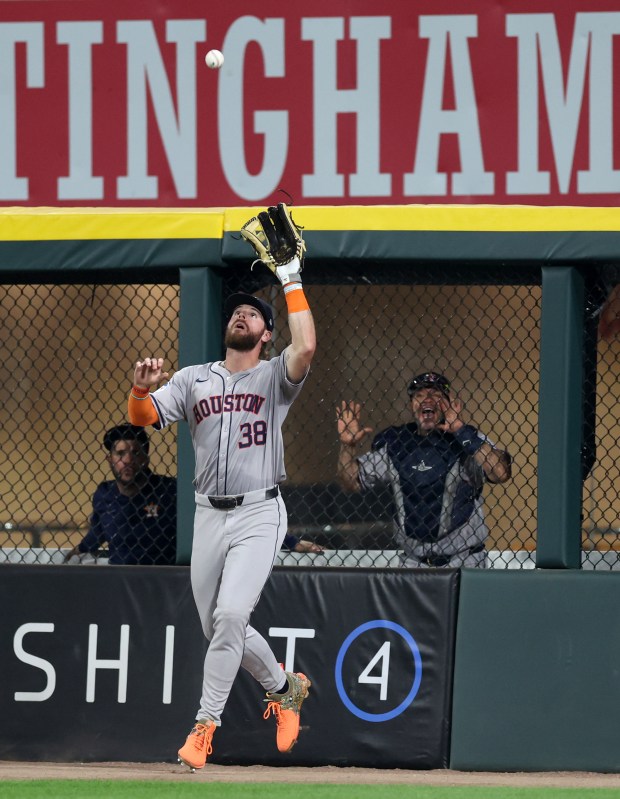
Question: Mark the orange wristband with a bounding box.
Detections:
[128,391,159,426]
[130,385,150,399]
[285,287,310,314]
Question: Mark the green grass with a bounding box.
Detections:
[0,783,619,799]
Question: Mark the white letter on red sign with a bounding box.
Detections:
[508,12,620,196]
[116,20,206,200]
[219,17,287,200]
[0,23,44,201]
[507,14,588,195]
[404,15,493,197]
[301,16,391,198]
[56,21,104,200]
[577,13,620,194]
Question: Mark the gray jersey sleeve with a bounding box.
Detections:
[150,365,197,427]
[357,446,391,490]
[150,352,306,496]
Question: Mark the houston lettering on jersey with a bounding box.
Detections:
[192,393,266,424]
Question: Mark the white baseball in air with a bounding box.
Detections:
[205,49,224,70]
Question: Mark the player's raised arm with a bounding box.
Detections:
[436,391,512,484]
[336,400,373,492]
[284,289,315,384]
[240,203,316,384]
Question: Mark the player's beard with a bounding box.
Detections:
[224,327,264,352]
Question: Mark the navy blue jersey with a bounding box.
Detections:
[79,472,177,565]
[358,424,489,555]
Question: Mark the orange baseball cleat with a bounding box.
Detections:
[177,720,216,772]
[263,671,311,752]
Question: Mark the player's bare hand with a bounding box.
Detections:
[336,400,373,447]
[133,357,170,389]
[437,393,464,433]
[294,539,325,554]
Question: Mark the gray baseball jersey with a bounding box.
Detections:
[150,352,303,496]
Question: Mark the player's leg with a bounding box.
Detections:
[234,496,311,753]
[189,503,228,641]
[178,502,227,771]
[195,496,286,724]
[240,626,285,688]
[183,495,311,758]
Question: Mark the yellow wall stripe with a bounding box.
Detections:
[1,204,620,242]
[225,204,620,233]
[0,207,225,241]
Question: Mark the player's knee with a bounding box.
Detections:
[213,606,250,635]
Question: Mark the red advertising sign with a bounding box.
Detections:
[2,0,620,206]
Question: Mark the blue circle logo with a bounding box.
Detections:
[335,620,422,722]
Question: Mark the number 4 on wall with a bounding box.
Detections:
[358,641,391,701]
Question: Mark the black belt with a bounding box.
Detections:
[207,485,279,510]
[419,542,485,567]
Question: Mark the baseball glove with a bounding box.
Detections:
[240,203,306,274]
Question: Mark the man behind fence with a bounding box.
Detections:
[63,424,177,565]
[336,371,512,568]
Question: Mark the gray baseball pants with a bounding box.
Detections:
[190,492,287,725]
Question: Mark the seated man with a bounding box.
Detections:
[64,424,177,565]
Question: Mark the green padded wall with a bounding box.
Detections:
[451,569,620,772]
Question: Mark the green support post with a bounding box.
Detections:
[537,267,584,568]
[176,267,222,564]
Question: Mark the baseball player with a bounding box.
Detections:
[127,205,315,770]
[337,371,512,568]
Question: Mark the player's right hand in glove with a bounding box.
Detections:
[240,203,305,289]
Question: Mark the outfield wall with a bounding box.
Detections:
[1,205,619,771]
[3,566,620,772]
[0,566,457,769]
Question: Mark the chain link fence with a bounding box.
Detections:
[1,266,618,569]
[583,270,620,568]
[231,266,540,570]
[0,283,179,564]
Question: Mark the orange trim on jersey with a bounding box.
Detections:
[285,287,310,314]
[128,391,159,426]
